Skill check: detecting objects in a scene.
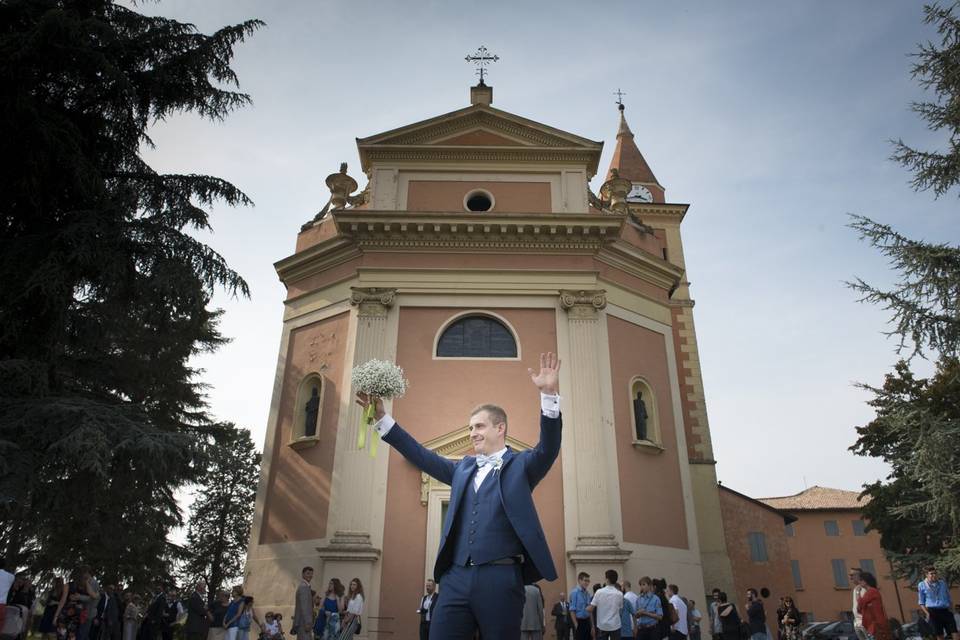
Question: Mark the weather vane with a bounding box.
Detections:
[614,88,626,111]
[465,46,499,85]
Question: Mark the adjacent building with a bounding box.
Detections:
[721,484,960,624]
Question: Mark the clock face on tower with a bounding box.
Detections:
[627,184,654,203]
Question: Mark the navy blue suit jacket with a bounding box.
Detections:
[383,412,562,584]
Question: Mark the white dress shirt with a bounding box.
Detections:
[671,594,689,635]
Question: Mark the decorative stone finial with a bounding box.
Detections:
[326,162,359,211]
[599,169,632,214]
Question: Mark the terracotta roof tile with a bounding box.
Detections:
[758,486,869,511]
[606,110,660,185]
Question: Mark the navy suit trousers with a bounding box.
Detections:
[430,563,525,640]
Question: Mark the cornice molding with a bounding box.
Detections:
[597,240,685,292]
[362,147,598,167]
[332,211,623,252]
[629,202,690,223]
[274,237,361,285]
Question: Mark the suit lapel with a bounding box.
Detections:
[443,456,477,536]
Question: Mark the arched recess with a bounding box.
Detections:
[290,373,326,449]
[628,376,662,451]
[433,311,520,360]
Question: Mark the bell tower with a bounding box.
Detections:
[606,100,736,597]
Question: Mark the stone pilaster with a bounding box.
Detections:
[315,287,396,638]
[559,290,631,572]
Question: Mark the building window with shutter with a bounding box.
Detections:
[824,520,840,536]
[748,532,768,562]
[791,559,803,589]
[852,519,867,536]
[435,313,519,359]
[785,523,795,537]
[831,559,848,588]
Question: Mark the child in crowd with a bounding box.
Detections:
[263,613,281,640]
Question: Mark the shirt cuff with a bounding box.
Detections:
[373,414,396,436]
[540,393,560,418]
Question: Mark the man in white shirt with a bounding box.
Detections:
[588,569,624,640]
[417,579,437,640]
[624,581,639,613]
[667,584,689,640]
[358,352,563,640]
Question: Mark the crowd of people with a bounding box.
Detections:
[2,559,958,640]
[290,567,363,640]
[0,560,364,640]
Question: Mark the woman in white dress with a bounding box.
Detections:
[337,580,363,640]
[122,594,142,640]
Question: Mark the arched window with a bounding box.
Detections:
[629,377,661,449]
[290,373,325,449]
[436,314,518,358]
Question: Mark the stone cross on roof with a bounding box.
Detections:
[465,46,499,85]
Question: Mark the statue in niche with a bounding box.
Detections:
[633,389,649,441]
[304,386,320,437]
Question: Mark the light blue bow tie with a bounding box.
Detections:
[476,453,502,469]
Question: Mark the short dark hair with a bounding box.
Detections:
[924,566,937,573]
[578,572,590,581]
[301,566,314,576]
[712,588,721,595]
[470,404,508,429]
[861,572,878,588]
[605,570,619,585]
[669,584,679,594]
[747,588,758,598]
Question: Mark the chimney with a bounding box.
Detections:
[470,82,493,106]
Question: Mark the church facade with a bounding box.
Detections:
[244,83,734,636]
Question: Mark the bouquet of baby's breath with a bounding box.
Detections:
[351,359,408,456]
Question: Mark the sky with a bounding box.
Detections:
[138,1,959,503]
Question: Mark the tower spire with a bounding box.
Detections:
[605,101,661,198]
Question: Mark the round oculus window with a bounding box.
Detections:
[464,189,494,212]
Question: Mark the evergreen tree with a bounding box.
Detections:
[0,0,262,586]
[849,2,960,582]
[180,424,261,601]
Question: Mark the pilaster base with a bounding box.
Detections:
[315,531,381,638]
[567,535,633,579]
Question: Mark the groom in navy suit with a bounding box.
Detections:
[357,352,562,640]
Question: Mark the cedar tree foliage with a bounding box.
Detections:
[849,2,960,583]
[0,0,262,586]
[180,424,261,603]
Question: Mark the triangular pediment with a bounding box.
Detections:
[359,105,601,149]
[433,129,527,147]
[422,424,531,460]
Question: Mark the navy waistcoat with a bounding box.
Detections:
[450,469,524,567]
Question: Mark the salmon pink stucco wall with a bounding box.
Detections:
[406,180,552,213]
[258,312,348,544]
[378,307,565,632]
[607,314,688,549]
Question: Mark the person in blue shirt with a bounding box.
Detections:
[619,584,636,640]
[918,566,957,640]
[635,577,664,640]
[569,573,593,640]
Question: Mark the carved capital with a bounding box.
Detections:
[350,287,396,317]
[559,289,607,319]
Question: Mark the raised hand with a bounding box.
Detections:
[355,392,385,421]
[527,352,561,395]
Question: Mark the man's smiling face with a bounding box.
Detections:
[469,409,505,455]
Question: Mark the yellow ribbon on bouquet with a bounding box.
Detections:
[357,401,379,458]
